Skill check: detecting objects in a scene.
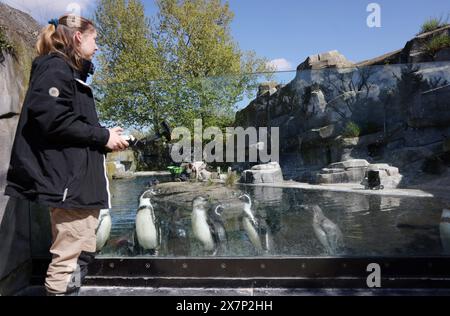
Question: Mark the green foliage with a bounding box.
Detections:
[224,172,237,187]
[93,0,163,130]
[93,0,273,134]
[425,34,450,56]
[419,16,447,34]
[0,26,14,55]
[342,121,361,138]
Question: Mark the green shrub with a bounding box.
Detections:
[342,121,361,138]
[419,17,447,34]
[224,172,237,187]
[0,26,14,54]
[425,34,450,56]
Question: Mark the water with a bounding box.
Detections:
[98,176,449,258]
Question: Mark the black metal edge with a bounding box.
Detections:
[88,257,450,278]
[32,257,450,279]
[79,277,450,289]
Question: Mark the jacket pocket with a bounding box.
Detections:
[61,148,88,202]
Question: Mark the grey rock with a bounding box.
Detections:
[297,50,355,71]
[151,182,246,216]
[320,168,345,174]
[317,172,348,184]
[241,162,284,184]
[0,116,19,223]
[408,85,450,128]
[307,90,327,117]
[329,159,370,170]
[435,48,450,62]
[257,82,279,97]
[400,25,450,64]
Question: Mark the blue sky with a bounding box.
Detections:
[3,0,449,69]
[143,0,450,70]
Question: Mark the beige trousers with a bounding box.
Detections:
[45,208,100,294]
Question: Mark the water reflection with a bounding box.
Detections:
[96,177,447,258]
[441,209,450,254]
[301,204,344,255]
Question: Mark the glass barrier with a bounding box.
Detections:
[30,61,450,259]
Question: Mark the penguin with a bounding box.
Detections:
[303,204,344,255]
[96,209,112,252]
[191,197,228,255]
[238,194,273,255]
[191,196,215,252]
[207,204,228,255]
[135,190,161,255]
[440,209,450,254]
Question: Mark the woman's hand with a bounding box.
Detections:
[106,127,129,152]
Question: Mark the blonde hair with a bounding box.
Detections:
[36,15,96,71]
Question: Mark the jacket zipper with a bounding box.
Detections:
[62,188,68,202]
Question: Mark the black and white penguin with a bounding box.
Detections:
[440,209,450,254]
[303,204,344,255]
[191,197,228,255]
[239,194,273,255]
[96,209,112,252]
[191,196,214,252]
[207,204,228,255]
[135,190,161,255]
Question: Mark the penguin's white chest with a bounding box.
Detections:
[313,221,330,252]
[243,217,262,251]
[192,211,215,251]
[96,214,112,251]
[136,208,158,250]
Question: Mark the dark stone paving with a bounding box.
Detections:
[15,286,450,296]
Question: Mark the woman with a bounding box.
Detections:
[5,15,129,295]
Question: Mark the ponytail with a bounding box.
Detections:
[35,15,95,71]
[36,24,57,56]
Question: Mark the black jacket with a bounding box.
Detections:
[5,53,111,210]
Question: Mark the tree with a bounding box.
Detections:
[93,0,167,132]
[93,0,272,134]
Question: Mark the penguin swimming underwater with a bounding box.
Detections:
[191,197,228,255]
[135,190,161,255]
[302,204,344,255]
[96,209,112,252]
[239,194,274,255]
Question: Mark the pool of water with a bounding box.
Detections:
[97,176,450,258]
